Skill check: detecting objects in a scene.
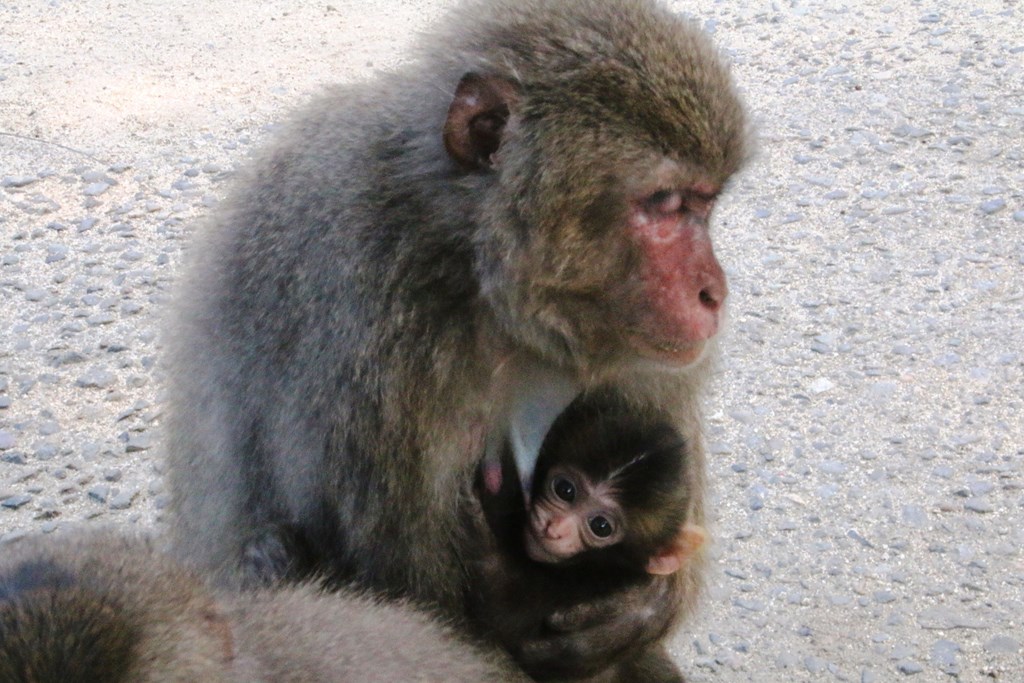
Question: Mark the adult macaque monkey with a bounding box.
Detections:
[0,531,525,682]
[165,0,748,678]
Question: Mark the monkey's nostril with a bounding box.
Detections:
[698,288,719,310]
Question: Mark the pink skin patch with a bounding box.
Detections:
[482,460,503,496]
[628,187,727,362]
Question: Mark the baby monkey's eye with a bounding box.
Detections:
[589,515,614,538]
[552,477,576,503]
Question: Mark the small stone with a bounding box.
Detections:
[45,244,68,263]
[979,198,1006,214]
[38,420,60,436]
[109,489,137,510]
[983,635,1021,654]
[902,505,927,528]
[1,494,32,509]
[0,431,15,449]
[896,659,923,675]
[964,497,994,513]
[804,657,828,673]
[76,369,117,389]
[87,485,111,503]
[34,444,59,461]
[819,460,847,475]
[776,653,800,669]
[931,639,961,673]
[873,591,897,604]
[2,175,38,188]
[83,182,110,196]
[809,378,834,394]
[121,249,144,262]
[81,170,114,184]
[125,434,153,452]
[87,313,117,326]
[733,598,766,612]
[893,123,931,138]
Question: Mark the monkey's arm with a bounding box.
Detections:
[516,577,682,680]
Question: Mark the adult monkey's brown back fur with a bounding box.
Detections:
[0,531,528,682]
[164,0,748,678]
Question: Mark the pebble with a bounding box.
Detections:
[808,378,834,394]
[45,245,68,263]
[930,639,961,674]
[87,485,111,503]
[75,368,117,389]
[83,182,111,196]
[125,434,153,452]
[733,598,766,612]
[804,656,828,673]
[979,198,1005,214]
[2,175,38,188]
[1,494,33,509]
[963,497,994,513]
[895,659,923,675]
[0,431,15,450]
[983,635,1020,654]
[109,489,137,510]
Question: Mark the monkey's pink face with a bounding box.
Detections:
[622,165,728,368]
[524,466,624,564]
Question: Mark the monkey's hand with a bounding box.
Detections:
[516,576,680,681]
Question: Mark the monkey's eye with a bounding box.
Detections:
[645,190,683,216]
[552,477,576,502]
[589,515,614,538]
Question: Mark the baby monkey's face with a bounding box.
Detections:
[524,465,625,564]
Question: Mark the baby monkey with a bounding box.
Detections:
[482,390,705,580]
[523,395,705,578]
[473,390,705,682]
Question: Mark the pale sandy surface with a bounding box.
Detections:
[1,1,1022,681]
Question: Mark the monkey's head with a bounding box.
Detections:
[439,0,749,372]
[525,393,691,574]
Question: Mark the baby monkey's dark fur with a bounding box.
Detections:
[473,392,701,682]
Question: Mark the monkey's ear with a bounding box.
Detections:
[646,524,706,576]
[444,72,519,170]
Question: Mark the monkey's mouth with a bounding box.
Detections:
[523,527,565,564]
[630,335,707,367]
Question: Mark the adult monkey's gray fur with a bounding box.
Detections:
[164,0,748,678]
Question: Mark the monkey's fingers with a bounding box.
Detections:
[517,578,676,677]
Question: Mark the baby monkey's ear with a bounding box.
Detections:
[646,524,707,576]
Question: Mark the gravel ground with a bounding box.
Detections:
[1,1,1021,681]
